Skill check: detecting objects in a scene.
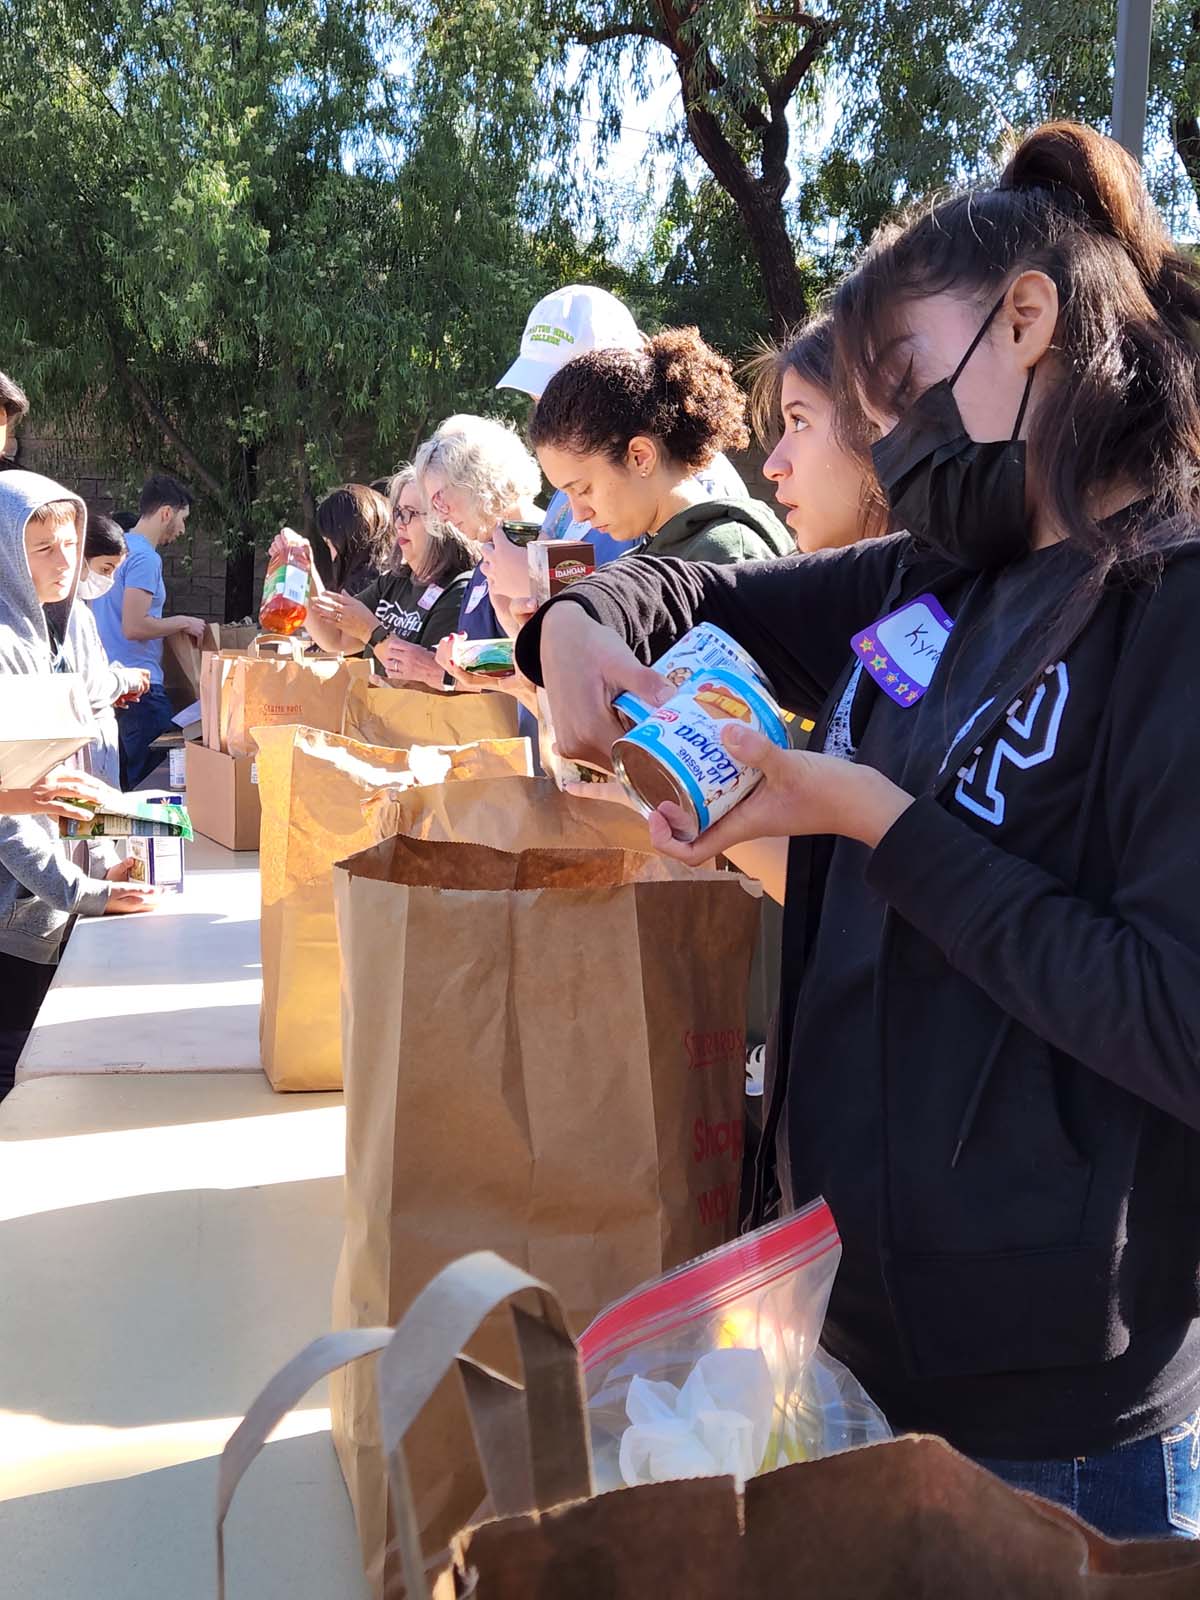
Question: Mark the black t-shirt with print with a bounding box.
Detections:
[353,567,471,667]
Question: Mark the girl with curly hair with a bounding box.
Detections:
[527,327,792,564]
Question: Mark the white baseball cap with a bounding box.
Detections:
[497,285,642,397]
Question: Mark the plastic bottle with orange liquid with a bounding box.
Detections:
[259,530,311,636]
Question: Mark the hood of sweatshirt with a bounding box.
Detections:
[645,495,794,561]
[0,470,86,669]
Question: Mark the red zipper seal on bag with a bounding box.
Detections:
[579,1197,839,1370]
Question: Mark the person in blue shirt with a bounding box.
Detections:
[91,472,206,786]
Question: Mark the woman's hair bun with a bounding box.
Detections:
[530,325,748,469]
[1002,120,1170,285]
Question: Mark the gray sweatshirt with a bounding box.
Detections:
[0,472,113,962]
[73,602,142,788]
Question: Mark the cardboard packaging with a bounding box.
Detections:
[127,834,186,892]
[61,795,192,840]
[185,741,261,851]
[527,540,596,607]
[0,674,97,790]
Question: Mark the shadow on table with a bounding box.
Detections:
[0,1172,346,1430]
[0,1430,369,1600]
[19,1001,264,1074]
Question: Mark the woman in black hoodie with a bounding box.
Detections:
[516,122,1200,1538]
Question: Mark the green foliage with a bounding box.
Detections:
[2,0,1194,572]
[0,0,559,554]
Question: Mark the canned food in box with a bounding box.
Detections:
[613,667,788,841]
[613,623,776,731]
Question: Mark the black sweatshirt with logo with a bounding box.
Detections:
[516,528,1200,1458]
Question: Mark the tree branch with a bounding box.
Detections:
[754,6,823,25]
[110,350,231,508]
[572,22,670,47]
[655,0,769,138]
[1173,112,1200,211]
[768,22,830,116]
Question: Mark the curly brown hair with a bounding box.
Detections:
[528,327,749,472]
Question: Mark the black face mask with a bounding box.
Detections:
[871,297,1036,572]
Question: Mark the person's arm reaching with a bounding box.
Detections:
[517,537,905,707]
[0,768,113,824]
[644,560,1200,1135]
[122,587,205,643]
[0,816,115,917]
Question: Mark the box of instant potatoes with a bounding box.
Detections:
[528,540,596,607]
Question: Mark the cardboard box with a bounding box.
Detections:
[185,741,261,851]
[127,834,186,892]
[527,540,596,607]
[0,674,97,790]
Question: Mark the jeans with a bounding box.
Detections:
[116,684,176,789]
[976,1411,1200,1540]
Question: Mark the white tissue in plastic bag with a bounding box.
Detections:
[579,1197,890,1493]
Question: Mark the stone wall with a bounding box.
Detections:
[20,430,244,622]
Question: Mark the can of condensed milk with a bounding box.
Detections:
[612,664,789,841]
[613,622,775,732]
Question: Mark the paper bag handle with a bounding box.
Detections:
[215,1326,392,1600]
[248,634,351,663]
[376,1250,594,1600]
[247,634,303,659]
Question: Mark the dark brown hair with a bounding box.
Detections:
[138,472,192,515]
[833,121,1200,577]
[745,315,889,542]
[316,483,393,591]
[529,327,750,472]
[0,370,29,425]
[85,513,127,561]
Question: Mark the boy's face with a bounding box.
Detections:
[25,512,80,603]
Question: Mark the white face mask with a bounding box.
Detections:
[77,565,115,601]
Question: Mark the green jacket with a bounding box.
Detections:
[642,496,793,564]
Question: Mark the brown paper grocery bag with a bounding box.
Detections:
[207,621,260,653]
[219,1252,1200,1600]
[363,772,655,854]
[330,834,762,1597]
[342,676,520,750]
[256,725,532,1091]
[204,639,373,756]
[161,627,216,711]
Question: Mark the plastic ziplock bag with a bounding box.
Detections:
[578,1196,889,1493]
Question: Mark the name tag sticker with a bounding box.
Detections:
[852,594,954,707]
[418,583,444,611]
[464,581,487,615]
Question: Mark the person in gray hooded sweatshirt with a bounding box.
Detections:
[0,471,158,1090]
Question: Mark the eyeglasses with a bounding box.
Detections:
[393,504,424,528]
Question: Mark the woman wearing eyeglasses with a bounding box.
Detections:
[300,468,479,684]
